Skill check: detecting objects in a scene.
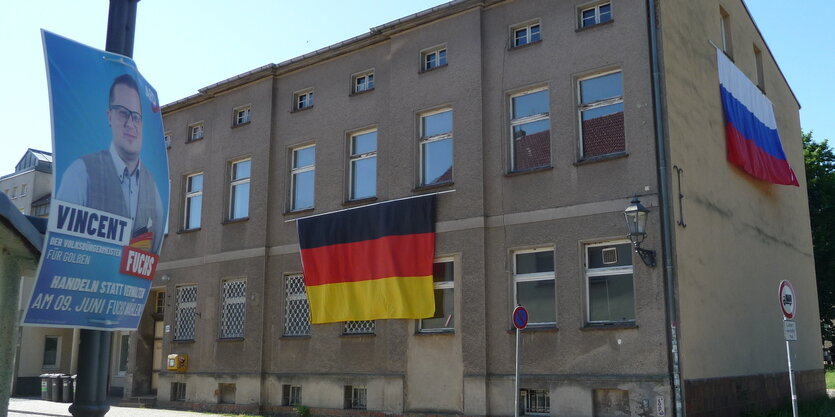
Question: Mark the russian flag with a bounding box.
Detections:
[717,48,798,186]
[297,195,436,324]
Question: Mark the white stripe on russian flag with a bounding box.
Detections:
[717,48,777,130]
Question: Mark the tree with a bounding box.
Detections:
[803,131,835,343]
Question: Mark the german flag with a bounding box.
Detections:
[297,195,436,324]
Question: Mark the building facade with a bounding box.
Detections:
[123,1,822,416]
[0,149,53,217]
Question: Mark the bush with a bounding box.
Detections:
[294,405,311,417]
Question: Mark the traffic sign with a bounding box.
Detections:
[784,320,797,341]
[779,280,796,319]
[512,306,528,330]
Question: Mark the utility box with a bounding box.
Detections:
[167,354,188,373]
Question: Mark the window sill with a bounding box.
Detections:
[576,19,614,33]
[217,337,245,342]
[574,151,628,166]
[508,39,542,51]
[419,63,448,74]
[231,121,251,129]
[284,207,315,216]
[506,324,559,334]
[280,335,311,340]
[343,197,378,207]
[506,165,553,177]
[177,227,201,234]
[222,217,249,225]
[350,88,375,97]
[171,339,195,344]
[416,329,454,335]
[581,322,638,331]
[413,181,454,193]
[186,138,204,144]
[291,106,314,113]
[340,333,376,338]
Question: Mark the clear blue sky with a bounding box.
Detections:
[1,1,832,173]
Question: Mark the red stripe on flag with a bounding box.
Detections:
[725,122,798,186]
[301,232,435,286]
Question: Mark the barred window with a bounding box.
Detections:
[282,384,302,406]
[520,388,550,415]
[344,386,367,410]
[220,279,247,339]
[171,382,186,401]
[174,285,197,340]
[343,320,375,335]
[284,274,310,336]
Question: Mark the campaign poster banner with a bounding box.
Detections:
[22,31,169,330]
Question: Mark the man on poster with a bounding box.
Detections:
[56,73,164,254]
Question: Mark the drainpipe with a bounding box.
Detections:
[647,0,684,416]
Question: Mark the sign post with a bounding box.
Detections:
[512,305,528,417]
[778,280,798,417]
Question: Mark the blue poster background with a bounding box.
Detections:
[21,31,169,330]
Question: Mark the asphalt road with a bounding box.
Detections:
[7,397,234,417]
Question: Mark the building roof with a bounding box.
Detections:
[0,192,44,258]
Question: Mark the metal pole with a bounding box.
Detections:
[786,337,798,417]
[514,327,520,417]
[70,1,138,416]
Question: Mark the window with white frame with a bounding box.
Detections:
[184,173,203,230]
[282,384,302,406]
[188,123,204,141]
[234,106,251,125]
[510,88,550,171]
[520,388,550,415]
[343,320,375,335]
[295,89,314,110]
[512,21,541,47]
[586,241,635,323]
[578,70,624,158]
[229,159,251,220]
[118,333,129,374]
[174,285,198,340]
[513,248,556,325]
[420,259,455,331]
[344,386,368,410]
[419,109,453,186]
[42,336,60,368]
[352,70,374,94]
[164,132,172,149]
[20,184,27,196]
[349,129,377,200]
[284,274,310,336]
[220,279,247,339]
[11,187,17,199]
[720,7,733,57]
[290,145,315,211]
[421,45,447,71]
[579,2,612,28]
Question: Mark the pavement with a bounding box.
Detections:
[7,397,235,417]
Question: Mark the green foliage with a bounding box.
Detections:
[803,132,835,343]
[827,368,835,389]
[294,405,311,417]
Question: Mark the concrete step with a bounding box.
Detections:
[117,395,157,408]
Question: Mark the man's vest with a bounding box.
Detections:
[81,150,162,253]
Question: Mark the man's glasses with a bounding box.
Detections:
[110,105,143,125]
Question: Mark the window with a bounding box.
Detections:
[229,159,251,220]
[171,382,186,401]
[512,21,541,47]
[513,248,555,325]
[510,88,550,171]
[349,130,377,200]
[421,45,447,71]
[419,109,453,186]
[118,333,129,374]
[184,173,203,229]
[219,383,236,404]
[720,7,733,57]
[174,285,198,340]
[295,89,314,111]
[164,132,172,149]
[42,336,59,368]
[578,71,624,158]
[282,384,302,406]
[284,274,310,336]
[290,145,315,211]
[344,386,367,410]
[579,2,612,28]
[234,106,251,125]
[220,279,247,339]
[20,184,27,196]
[155,291,165,315]
[11,187,17,199]
[754,45,764,91]
[420,259,454,331]
[343,320,375,335]
[586,242,635,323]
[520,389,550,415]
[352,70,374,94]
[188,123,204,141]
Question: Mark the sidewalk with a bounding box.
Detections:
[7,397,234,417]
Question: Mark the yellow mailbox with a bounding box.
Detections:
[166,353,188,373]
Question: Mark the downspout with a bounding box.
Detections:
[647,0,684,416]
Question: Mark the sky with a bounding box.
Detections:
[0,1,832,173]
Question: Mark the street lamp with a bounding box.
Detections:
[624,197,656,267]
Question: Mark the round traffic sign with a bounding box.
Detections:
[778,280,796,319]
[512,306,528,329]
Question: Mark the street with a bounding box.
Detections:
[7,397,234,417]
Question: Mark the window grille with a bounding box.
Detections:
[520,389,550,414]
[343,320,375,335]
[282,384,302,406]
[174,285,197,340]
[284,275,310,336]
[171,382,186,401]
[220,279,246,339]
[344,386,367,410]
